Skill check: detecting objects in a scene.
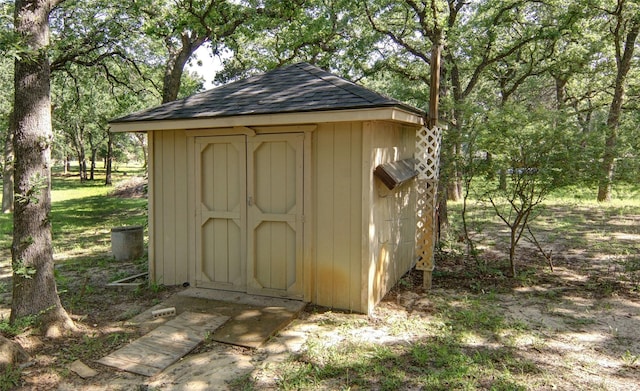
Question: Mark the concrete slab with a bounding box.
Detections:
[129,288,306,348]
[178,288,307,313]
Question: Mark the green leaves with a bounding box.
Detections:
[13,259,37,280]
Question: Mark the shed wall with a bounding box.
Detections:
[148,130,193,286]
[146,121,418,314]
[363,121,417,314]
[312,122,364,311]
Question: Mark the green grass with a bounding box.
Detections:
[1,169,638,389]
[0,163,148,315]
[240,185,640,390]
[443,184,640,286]
[0,364,22,391]
[241,294,540,390]
[0,164,147,260]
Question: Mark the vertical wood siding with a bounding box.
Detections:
[363,121,417,313]
[149,130,190,286]
[313,122,363,311]
[147,121,418,314]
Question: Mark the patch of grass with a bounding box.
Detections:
[446,188,640,300]
[228,373,255,391]
[0,315,37,337]
[621,350,639,367]
[0,364,22,391]
[51,194,147,254]
[105,332,131,348]
[563,316,597,328]
[0,165,147,263]
[253,291,543,391]
[59,334,106,363]
[441,297,505,335]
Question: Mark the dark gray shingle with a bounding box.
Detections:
[111,62,424,123]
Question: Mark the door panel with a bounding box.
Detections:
[195,133,304,299]
[247,134,304,298]
[195,136,246,291]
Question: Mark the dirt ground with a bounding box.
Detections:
[1,200,639,390]
[5,256,638,390]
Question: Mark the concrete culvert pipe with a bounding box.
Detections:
[111,226,144,261]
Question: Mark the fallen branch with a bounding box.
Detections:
[524,224,554,272]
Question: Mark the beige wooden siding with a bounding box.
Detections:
[313,122,363,312]
[363,121,418,313]
[148,130,191,286]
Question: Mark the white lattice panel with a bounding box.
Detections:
[415,126,441,272]
[416,126,441,180]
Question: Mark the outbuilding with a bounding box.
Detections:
[110,63,430,314]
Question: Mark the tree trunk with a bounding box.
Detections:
[446,142,463,201]
[437,182,448,236]
[509,227,517,277]
[498,169,507,191]
[87,133,95,181]
[77,151,86,181]
[555,76,567,110]
[2,114,14,213]
[11,0,75,337]
[597,15,639,202]
[105,132,113,185]
[89,148,96,181]
[133,132,148,169]
[162,34,207,103]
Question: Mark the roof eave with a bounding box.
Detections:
[109,107,425,133]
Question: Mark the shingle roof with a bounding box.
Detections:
[111,62,424,123]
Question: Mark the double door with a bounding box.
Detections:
[194,133,304,298]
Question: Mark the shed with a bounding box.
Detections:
[110,62,428,314]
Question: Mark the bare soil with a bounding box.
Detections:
[1,197,639,390]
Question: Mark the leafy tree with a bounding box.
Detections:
[362,0,568,232]
[217,0,373,82]
[547,0,640,198]
[595,0,639,201]
[49,0,153,88]
[7,0,161,333]
[51,63,160,182]
[138,0,304,103]
[478,102,573,276]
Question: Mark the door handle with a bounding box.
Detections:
[247,196,253,206]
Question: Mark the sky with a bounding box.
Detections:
[186,44,227,91]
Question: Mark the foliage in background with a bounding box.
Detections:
[216,0,374,83]
[1,0,639,280]
[476,103,574,275]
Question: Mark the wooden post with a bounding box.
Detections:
[428,44,441,130]
[424,43,442,289]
